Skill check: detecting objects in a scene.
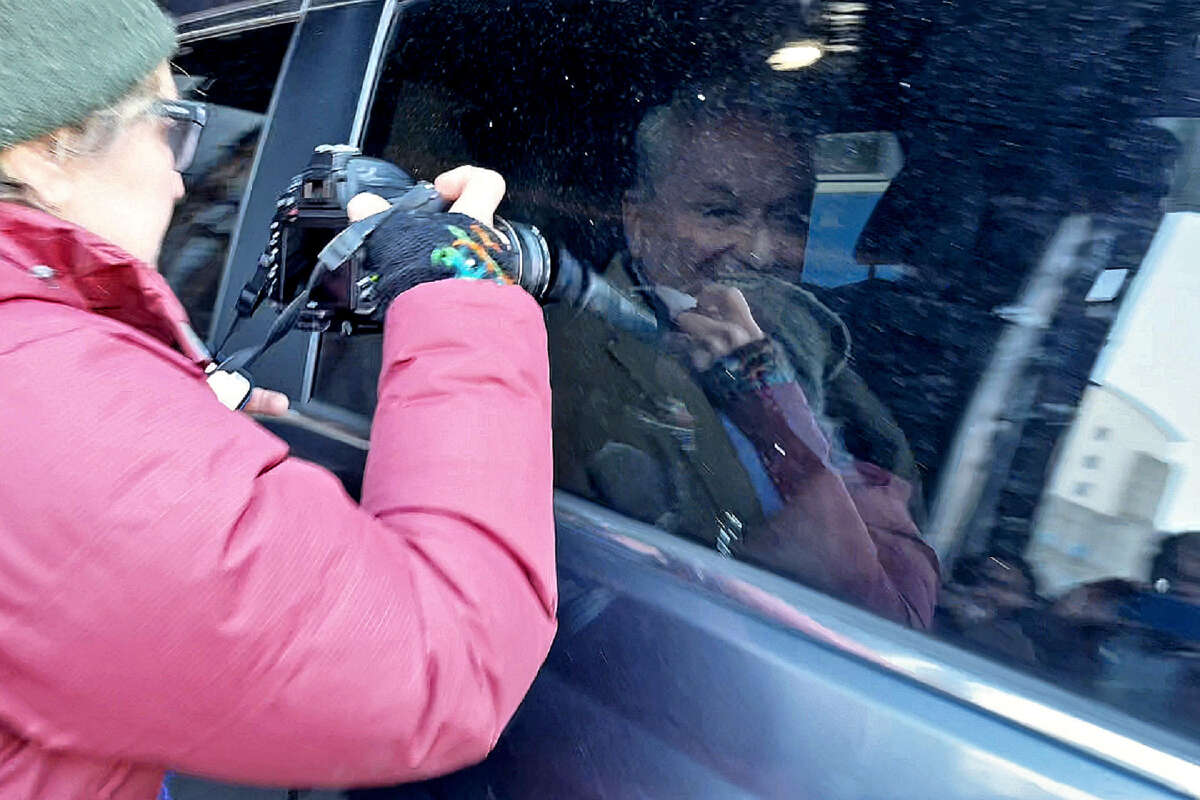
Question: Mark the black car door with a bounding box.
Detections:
[164,1,1200,798]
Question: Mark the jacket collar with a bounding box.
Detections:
[0,201,210,363]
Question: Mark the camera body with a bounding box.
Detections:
[239,145,445,334]
[238,145,655,344]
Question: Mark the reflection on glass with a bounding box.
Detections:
[767,41,823,71]
[920,100,1198,732]
[158,24,293,341]
[996,212,1200,736]
[159,108,262,337]
[802,132,906,287]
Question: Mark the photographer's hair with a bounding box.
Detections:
[0,72,162,209]
[627,81,830,203]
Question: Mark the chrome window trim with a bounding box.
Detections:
[175,0,378,42]
[263,406,372,449]
[176,0,302,41]
[349,0,403,146]
[300,331,322,404]
[179,15,300,43]
[176,0,300,25]
[552,492,1200,797]
[295,398,373,438]
[175,0,300,26]
[310,0,385,7]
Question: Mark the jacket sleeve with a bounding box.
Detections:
[0,280,556,787]
[722,380,938,629]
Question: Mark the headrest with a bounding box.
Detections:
[854,148,987,269]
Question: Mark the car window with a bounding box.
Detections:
[159,23,294,340]
[321,0,1200,740]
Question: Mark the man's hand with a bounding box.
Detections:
[674,284,765,370]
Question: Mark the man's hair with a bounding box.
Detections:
[629,83,828,201]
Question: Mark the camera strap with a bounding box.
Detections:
[218,204,405,373]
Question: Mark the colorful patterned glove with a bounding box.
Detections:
[364,211,516,317]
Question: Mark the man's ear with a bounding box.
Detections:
[0,138,73,210]
[623,190,649,261]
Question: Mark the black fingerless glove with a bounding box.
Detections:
[697,337,797,407]
[364,211,517,317]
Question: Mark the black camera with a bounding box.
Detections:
[238,145,555,335]
[233,145,656,359]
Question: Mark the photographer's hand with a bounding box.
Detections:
[344,166,517,316]
[346,191,392,223]
[347,165,505,227]
[435,165,505,228]
[243,387,289,416]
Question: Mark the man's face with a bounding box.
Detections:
[625,118,813,293]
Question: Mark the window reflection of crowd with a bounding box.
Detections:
[158,128,260,336]
[936,534,1200,736]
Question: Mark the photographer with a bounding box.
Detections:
[0,1,555,798]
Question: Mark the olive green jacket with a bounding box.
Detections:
[546,256,938,627]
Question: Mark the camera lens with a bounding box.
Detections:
[493,216,553,300]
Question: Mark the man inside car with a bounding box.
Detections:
[548,89,939,628]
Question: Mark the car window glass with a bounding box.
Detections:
[328,0,1200,740]
[159,23,293,340]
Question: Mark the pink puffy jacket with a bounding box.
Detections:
[0,202,557,798]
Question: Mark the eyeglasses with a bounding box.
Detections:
[150,99,207,173]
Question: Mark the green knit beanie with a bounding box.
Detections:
[0,0,177,150]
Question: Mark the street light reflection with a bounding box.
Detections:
[768,40,823,70]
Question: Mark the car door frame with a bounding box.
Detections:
[186,1,1200,796]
